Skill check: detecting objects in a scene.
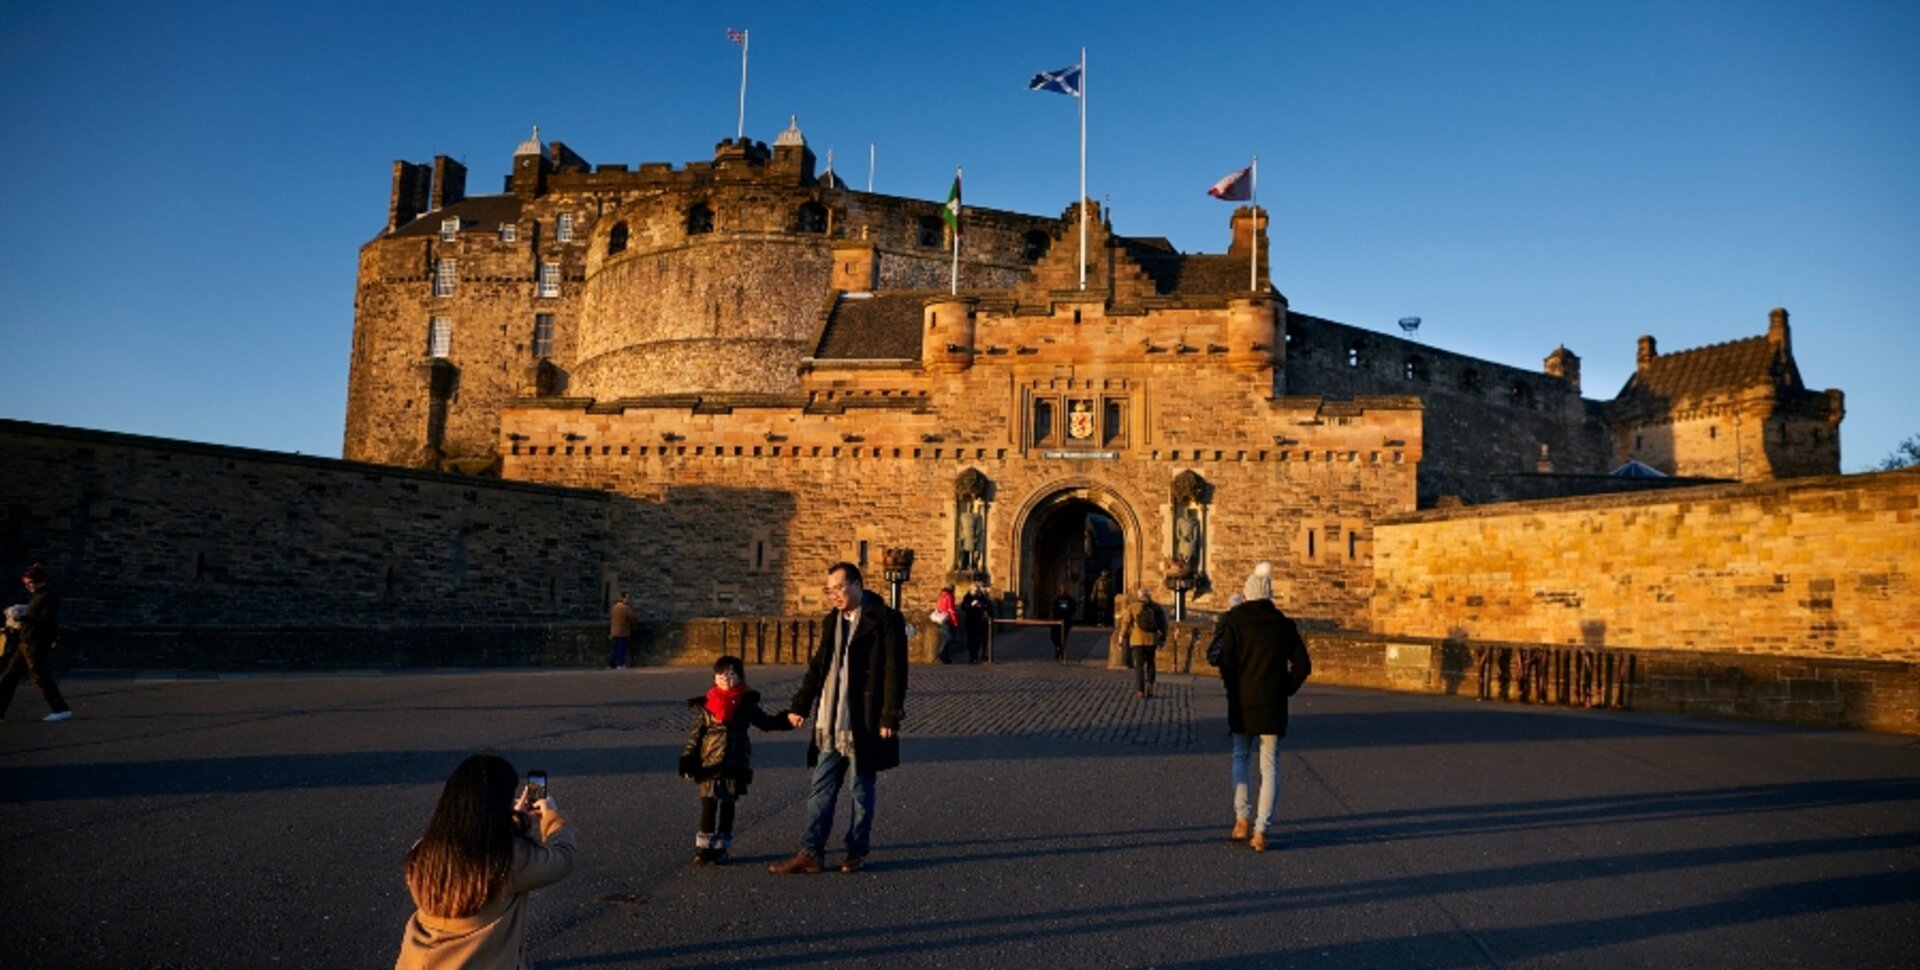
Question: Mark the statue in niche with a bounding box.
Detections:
[1173,505,1202,566]
[954,468,990,572]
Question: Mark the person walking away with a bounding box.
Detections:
[1050,586,1077,661]
[960,581,993,664]
[0,563,73,723]
[679,655,793,865]
[607,591,635,669]
[771,562,908,875]
[1129,586,1168,699]
[1108,588,1134,670]
[1215,561,1312,852]
[396,753,575,968]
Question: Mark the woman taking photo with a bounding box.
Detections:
[396,753,575,969]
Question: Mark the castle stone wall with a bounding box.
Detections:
[0,419,615,651]
[1370,469,1920,660]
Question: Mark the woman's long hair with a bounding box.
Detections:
[404,753,522,918]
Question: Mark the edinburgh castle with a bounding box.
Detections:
[343,122,1846,626]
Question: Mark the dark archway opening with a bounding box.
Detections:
[1027,499,1124,627]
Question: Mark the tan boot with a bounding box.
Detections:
[1231,817,1251,841]
[1249,832,1268,852]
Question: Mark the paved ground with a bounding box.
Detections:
[3,628,1918,968]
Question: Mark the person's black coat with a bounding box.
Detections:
[1216,599,1312,736]
[789,590,908,772]
[678,688,791,795]
[21,583,59,650]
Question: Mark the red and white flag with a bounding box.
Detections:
[1208,165,1253,201]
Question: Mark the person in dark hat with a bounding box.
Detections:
[1,563,74,722]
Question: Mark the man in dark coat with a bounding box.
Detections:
[960,581,993,664]
[770,562,908,875]
[1,563,74,722]
[1215,561,1310,852]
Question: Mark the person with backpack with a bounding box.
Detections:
[1128,586,1167,699]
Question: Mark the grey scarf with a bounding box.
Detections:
[815,610,859,758]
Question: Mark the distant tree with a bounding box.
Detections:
[1879,434,1920,470]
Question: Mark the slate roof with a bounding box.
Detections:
[390,195,528,238]
[1613,335,1798,402]
[1128,250,1264,296]
[813,293,931,360]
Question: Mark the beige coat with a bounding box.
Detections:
[395,807,575,970]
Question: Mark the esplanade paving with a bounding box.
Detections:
[3,629,1917,968]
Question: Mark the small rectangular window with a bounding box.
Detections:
[440,217,459,242]
[434,259,457,297]
[538,263,560,298]
[498,223,517,243]
[556,214,574,242]
[428,317,452,358]
[1033,400,1055,447]
[532,314,554,357]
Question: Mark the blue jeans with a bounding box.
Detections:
[608,636,629,667]
[1231,733,1281,832]
[802,747,876,858]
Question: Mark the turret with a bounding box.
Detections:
[1545,345,1581,390]
[1227,297,1278,373]
[922,297,978,372]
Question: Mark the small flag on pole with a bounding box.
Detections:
[943,172,963,234]
[1208,165,1254,201]
[726,27,746,45]
[1028,64,1083,97]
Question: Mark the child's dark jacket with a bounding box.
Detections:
[679,689,791,797]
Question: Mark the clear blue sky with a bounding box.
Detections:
[3,1,1915,468]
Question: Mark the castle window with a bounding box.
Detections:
[427,317,451,358]
[1403,355,1428,382]
[498,223,517,243]
[1104,399,1126,447]
[1709,425,1718,440]
[1508,381,1533,409]
[440,218,460,242]
[607,221,629,256]
[1022,230,1051,262]
[917,216,944,248]
[686,204,714,235]
[1033,399,1056,447]
[434,259,457,297]
[1460,369,1482,393]
[538,262,560,298]
[1347,341,1366,368]
[556,213,575,242]
[796,202,828,234]
[532,314,554,357]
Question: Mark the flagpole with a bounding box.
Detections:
[1078,46,1088,291]
[952,166,962,296]
[736,30,750,140]
[1250,154,1258,292]
[868,143,875,193]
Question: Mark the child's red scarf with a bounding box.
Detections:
[705,684,746,722]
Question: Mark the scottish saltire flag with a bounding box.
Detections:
[726,27,746,45]
[1208,165,1253,201]
[1029,64,1082,96]
[943,173,963,233]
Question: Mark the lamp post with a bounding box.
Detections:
[1164,556,1197,622]
[881,547,915,611]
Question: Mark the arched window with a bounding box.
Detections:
[1022,230,1050,262]
[795,202,828,234]
[607,221,629,255]
[686,204,714,236]
[917,216,944,248]
[1403,355,1428,381]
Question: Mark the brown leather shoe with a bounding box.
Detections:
[768,851,822,874]
[839,853,866,874]
[1231,818,1251,841]
[1249,832,1268,852]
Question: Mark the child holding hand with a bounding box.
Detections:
[679,655,792,865]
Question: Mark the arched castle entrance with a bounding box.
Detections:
[1012,481,1142,625]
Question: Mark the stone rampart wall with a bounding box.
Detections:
[0,420,615,651]
[1370,470,1920,660]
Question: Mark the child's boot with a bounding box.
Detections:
[710,833,732,865]
[693,831,716,866]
